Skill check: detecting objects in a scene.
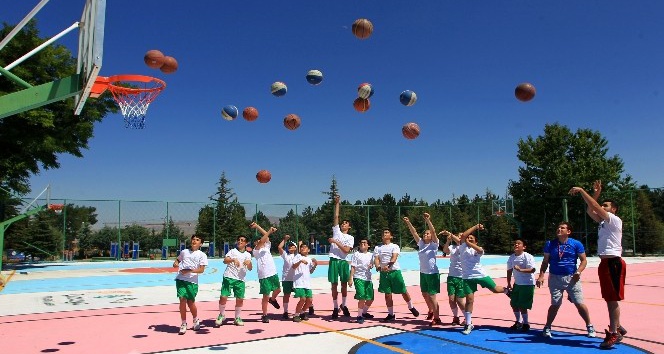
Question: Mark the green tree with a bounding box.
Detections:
[635,190,664,255]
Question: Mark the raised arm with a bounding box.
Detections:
[569,186,608,222]
[250,222,277,249]
[333,195,340,227]
[461,223,484,239]
[402,216,420,243]
[424,213,438,243]
[278,234,291,254]
[441,231,453,254]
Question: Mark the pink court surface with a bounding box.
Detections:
[1,256,663,354]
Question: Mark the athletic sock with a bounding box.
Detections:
[284,302,289,312]
[219,304,226,315]
[514,311,521,322]
[363,306,369,313]
[452,307,458,317]
[388,307,394,315]
[406,301,412,308]
[235,307,242,318]
[464,311,472,325]
[333,299,338,308]
[342,297,347,307]
[522,313,529,324]
[357,309,363,317]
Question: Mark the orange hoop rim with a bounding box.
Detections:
[48,204,64,213]
[495,210,505,216]
[90,74,166,97]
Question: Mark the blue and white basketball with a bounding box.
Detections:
[306,70,323,85]
[358,82,374,99]
[399,90,417,106]
[271,81,288,97]
[221,105,239,121]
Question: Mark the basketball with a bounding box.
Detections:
[221,105,239,121]
[402,122,420,140]
[399,90,417,106]
[352,18,374,39]
[353,97,370,112]
[160,56,178,74]
[515,82,536,102]
[357,83,374,99]
[242,107,259,121]
[256,170,271,184]
[143,50,165,69]
[271,81,287,97]
[306,70,323,85]
[283,113,301,130]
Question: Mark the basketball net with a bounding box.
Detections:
[92,75,166,129]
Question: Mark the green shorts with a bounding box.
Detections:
[176,279,198,300]
[294,288,313,298]
[282,280,294,295]
[464,276,497,294]
[353,279,374,301]
[446,276,468,298]
[378,270,407,294]
[259,274,281,294]
[328,257,351,283]
[420,273,441,295]
[220,277,246,299]
[510,284,535,310]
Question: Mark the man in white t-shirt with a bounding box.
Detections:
[328,195,354,319]
[215,235,253,327]
[249,222,281,323]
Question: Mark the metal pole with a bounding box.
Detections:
[117,200,121,260]
[630,190,636,256]
[562,198,568,222]
[0,0,51,51]
[62,199,67,261]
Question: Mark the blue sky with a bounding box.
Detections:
[7,0,664,206]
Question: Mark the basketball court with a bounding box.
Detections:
[1,255,662,354]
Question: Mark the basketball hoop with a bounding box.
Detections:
[48,204,64,214]
[91,75,166,129]
[495,210,505,217]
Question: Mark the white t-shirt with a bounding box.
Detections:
[598,212,623,256]
[252,241,277,279]
[447,244,463,278]
[507,252,536,285]
[281,250,296,281]
[417,239,439,274]
[459,243,487,279]
[292,254,314,289]
[175,249,208,284]
[373,243,401,270]
[351,251,373,281]
[223,248,252,281]
[329,225,354,260]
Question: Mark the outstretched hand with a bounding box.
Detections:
[569,186,584,196]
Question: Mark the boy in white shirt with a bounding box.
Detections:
[173,234,208,335]
[349,237,375,324]
[292,243,318,322]
[441,231,467,326]
[506,239,536,331]
[278,234,298,319]
[374,229,420,322]
[215,235,253,326]
[329,195,354,319]
[249,222,281,323]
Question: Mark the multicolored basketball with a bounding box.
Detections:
[352,18,374,40]
[242,107,259,121]
[283,114,301,130]
[306,70,323,85]
[399,90,417,106]
[160,56,178,74]
[143,50,165,69]
[402,122,420,140]
[515,82,536,102]
[256,170,272,184]
[357,83,374,99]
[353,97,370,112]
[271,81,288,97]
[221,105,239,121]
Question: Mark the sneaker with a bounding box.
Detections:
[362,312,374,319]
[293,315,302,323]
[308,306,315,315]
[600,329,619,349]
[215,315,225,327]
[261,315,270,323]
[462,323,474,335]
[543,326,552,338]
[505,288,512,298]
[340,305,351,317]
[509,322,523,331]
[451,316,461,326]
[282,312,290,320]
[178,323,187,335]
[301,313,309,321]
[382,314,396,322]
[587,324,597,338]
[409,307,420,317]
[426,312,434,320]
[193,319,201,331]
[520,323,531,332]
[234,317,244,326]
[617,326,627,343]
[356,316,365,324]
[332,308,339,319]
[430,318,443,326]
[268,298,281,309]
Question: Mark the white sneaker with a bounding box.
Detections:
[215,314,225,327]
[178,323,187,335]
[193,319,201,331]
[587,324,596,338]
[543,326,552,338]
[462,324,474,335]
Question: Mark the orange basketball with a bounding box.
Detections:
[402,122,420,140]
[515,82,536,102]
[256,170,271,183]
[353,97,370,112]
[243,107,259,121]
[283,114,301,130]
[352,19,374,39]
[160,56,178,74]
[144,50,165,69]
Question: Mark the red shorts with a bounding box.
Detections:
[598,257,626,301]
